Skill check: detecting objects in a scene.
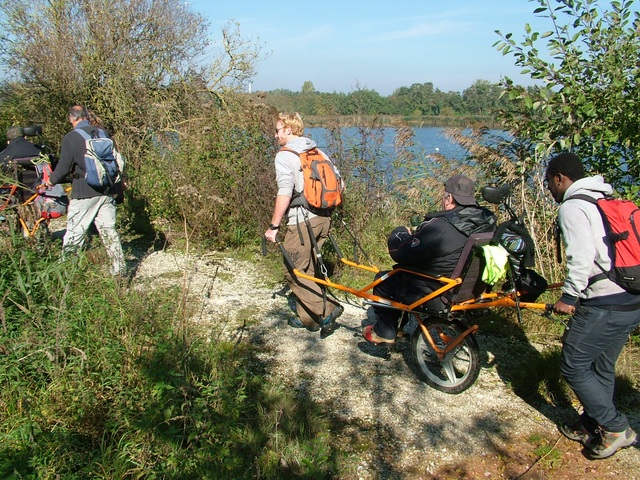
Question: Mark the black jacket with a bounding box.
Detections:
[50,120,111,199]
[387,205,497,277]
[0,138,42,166]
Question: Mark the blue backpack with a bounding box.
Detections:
[75,128,124,190]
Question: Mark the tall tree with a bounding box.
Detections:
[463,80,508,116]
[0,0,263,169]
[495,0,640,196]
[0,0,209,153]
[301,81,316,94]
[389,82,436,116]
[347,87,391,115]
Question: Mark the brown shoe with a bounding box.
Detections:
[559,418,597,445]
[362,325,395,345]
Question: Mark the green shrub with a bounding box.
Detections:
[0,235,341,478]
[132,98,277,248]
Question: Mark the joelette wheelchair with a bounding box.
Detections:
[270,185,553,394]
[1,155,68,238]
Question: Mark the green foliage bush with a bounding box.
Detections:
[495,0,640,198]
[0,235,340,478]
[134,97,277,248]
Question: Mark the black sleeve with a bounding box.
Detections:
[388,218,448,265]
[49,133,77,185]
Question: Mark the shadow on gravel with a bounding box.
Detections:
[253,283,640,478]
[475,310,640,438]
[475,311,573,421]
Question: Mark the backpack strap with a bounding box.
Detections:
[562,193,611,287]
[277,147,309,242]
[75,126,107,141]
[565,193,599,204]
[278,146,307,208]
[73,128,94,178]
[279,146,298,154]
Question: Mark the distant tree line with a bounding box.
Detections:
[263,79,511,118]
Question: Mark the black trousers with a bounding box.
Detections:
[372,270,443,339]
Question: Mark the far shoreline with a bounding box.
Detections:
[303,114,502,129]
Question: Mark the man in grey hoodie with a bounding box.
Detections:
[546,152,639,459]
[264,112,343,338]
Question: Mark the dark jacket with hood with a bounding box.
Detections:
[387,205,497,277]
[0,137,42,166]
[50,120,112,199]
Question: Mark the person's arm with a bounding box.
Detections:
[388,218,445,265]
[264,152,295,242]
[553,202,596,313]
[0,148,9,166]
[264,195,291,242]
[48,134,76,185]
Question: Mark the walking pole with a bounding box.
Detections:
[335,211,375,266]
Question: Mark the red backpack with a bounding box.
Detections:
[567,194,640,294]
[280,147,342,214]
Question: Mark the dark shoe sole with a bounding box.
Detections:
[559,423,594,445]
[320,305,344,339]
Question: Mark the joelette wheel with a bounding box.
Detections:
[411,319,480,394]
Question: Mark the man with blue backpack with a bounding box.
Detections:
[48,105,125,277]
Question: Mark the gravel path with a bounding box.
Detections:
[134,249,640,479]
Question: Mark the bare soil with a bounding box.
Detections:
[133,249,640,480]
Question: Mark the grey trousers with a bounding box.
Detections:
[560,304,640,431]
[63,195,125,276]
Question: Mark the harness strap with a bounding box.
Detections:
[302,210,329,317]
[561,194,612,289]
[554,217,563,264]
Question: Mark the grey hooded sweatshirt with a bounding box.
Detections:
[558,175,640,307]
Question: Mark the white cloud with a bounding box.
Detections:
[376,20,476,41]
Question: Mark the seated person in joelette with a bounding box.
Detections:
[363,174,497,344]
[0,126,42,166]
[1,126,45,201]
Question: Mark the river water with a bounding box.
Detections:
[306,126,470,161]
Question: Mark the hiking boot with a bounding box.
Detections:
[558,418,598,445]
[320,305,343,339]
[288,317,319,332]
[586,427,637,460]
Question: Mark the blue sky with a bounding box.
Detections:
[189,1,554,95]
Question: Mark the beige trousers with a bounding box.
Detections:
[282,215,340,328]
[63,195,125,276]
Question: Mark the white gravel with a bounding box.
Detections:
[133,249,640,479]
